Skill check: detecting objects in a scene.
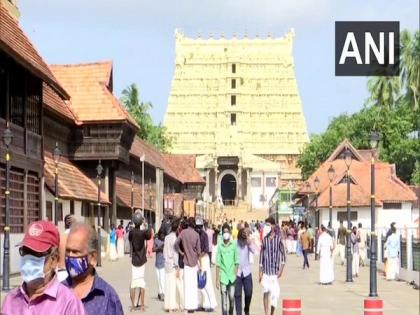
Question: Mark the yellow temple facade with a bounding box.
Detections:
[164,30,309,211]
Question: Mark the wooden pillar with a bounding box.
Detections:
[111,168,117,226]
[104,205,110,232]
[23,170,28,231]
[40,175,45,220]
[155,168,164,232]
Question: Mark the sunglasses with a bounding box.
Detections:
[19,246,51,258]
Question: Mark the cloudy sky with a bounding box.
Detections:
[20,0,418,134]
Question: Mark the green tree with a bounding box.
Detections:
[120,83,172,152]
[297,29,420,184]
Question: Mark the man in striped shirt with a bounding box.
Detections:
[259,216,286,315]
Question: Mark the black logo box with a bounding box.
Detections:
[335,21,400,76]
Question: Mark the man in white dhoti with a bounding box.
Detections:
[164,219,182,312]
[196,217,218,311]
[317,225,334,285]
[385,226,400,281]
[175,217,201,313]
[350,226,360,277]
[358,223,367,266]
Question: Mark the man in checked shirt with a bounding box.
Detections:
[259,216,286,315]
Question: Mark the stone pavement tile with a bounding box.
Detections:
[1,252,418,314]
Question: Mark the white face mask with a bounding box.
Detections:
[20,254,47,284]
[223,232,231,241]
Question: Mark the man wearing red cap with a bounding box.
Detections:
[1,220,85,315]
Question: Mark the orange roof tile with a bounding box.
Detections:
[300,140,417,208]
[0,6,69,99]
[42,83,79,124]
[163,154,205,184]
[44,152,109,203]
[116,177,154,210]
[49,61,138,128]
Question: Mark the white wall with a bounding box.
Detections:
[377,202,412,229]
[44,190,85,233]
[0,233,25,275]
[319,203,414,230]
[250,171,277,209]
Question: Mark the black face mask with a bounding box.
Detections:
[196,225,203,233]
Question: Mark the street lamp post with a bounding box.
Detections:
[140,154,145,215]
[344,148,353,282]
[53,143,61,226]
[130,171,135,211]
[369,131,380,296]
[328,165,335,228]
[96,160,103,267]
[2,123,12,291]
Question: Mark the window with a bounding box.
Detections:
[81,202,89,217]
[251,177,261,187]
[56,202,63,221]
[231,95,236,106]
[266,177,276,187]
[337,211,358,222]
[231,79,236,89]
[383,202,402,209]
[232,64,236,73]
[70,200,75,215]
[46,201,53,221]
[230,113,236,126]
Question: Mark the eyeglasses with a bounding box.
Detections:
[19,246,51,258]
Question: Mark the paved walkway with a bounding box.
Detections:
[1,252,419,314]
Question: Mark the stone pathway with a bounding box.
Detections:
[1,252,419,314]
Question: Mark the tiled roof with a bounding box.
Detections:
[44,151,109,203]
[129,137,179,181]
[163,154,205,184]
[42,83,79,124]
[49,61,138,128]
[115,176,154,210]
[299,140,417,208]
[0,6,69,99]
[130,137,204,184]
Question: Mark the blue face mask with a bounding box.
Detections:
[20,254,46,283]
[65,255,89,278]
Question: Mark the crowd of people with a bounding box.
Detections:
[1,211,401,315]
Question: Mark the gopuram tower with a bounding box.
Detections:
[164,30,309,215]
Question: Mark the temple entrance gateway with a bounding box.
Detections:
[221,174,236,205]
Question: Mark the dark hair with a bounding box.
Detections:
[222,223,231,232]
[358,222,362,228]
[391,226,397,233]
[321,225,326,232]
[265,216,275,225]
[171,219,180,232]
[339,220,343,224]
[188,217,195,228]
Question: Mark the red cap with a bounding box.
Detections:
[19,221,60,253]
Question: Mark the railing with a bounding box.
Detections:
[223,199,236,206]
[400,236,407,268]
[413,238,420,272]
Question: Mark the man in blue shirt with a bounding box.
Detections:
[64,223,123,315]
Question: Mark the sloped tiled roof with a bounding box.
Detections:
[115,177,154,210]
[49,61,138,128]
[0,6,69,99]
[130,137,204,184]
[42,83,79,124]
[129,137,179,181]
[163,154,205,184]
[299,140,417,208]
[44,152,109,203]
